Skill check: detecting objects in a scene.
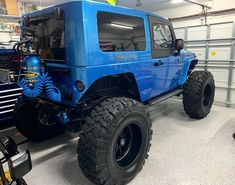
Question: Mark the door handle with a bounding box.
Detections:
[153,61,164,67]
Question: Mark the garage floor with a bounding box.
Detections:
[13,99,235,185]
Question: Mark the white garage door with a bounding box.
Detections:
[175,22,235,108]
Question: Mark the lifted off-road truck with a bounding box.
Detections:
[10,1,215,184]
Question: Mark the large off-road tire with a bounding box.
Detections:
[183,71,215,119]
[77,97,152,185]
[13,98,65,141]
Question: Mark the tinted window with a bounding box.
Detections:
[23,13,65,61]
[153,24,173,48]
[97,12,146,52]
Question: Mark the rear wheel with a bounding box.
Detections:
[14,98,65,141]
[183,71,215,119]
[77,97,152,185]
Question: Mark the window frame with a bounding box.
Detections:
[149,16,176,58]
[97,11,147,53]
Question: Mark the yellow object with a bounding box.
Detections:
[0,170,12,185]
[5,0,19,16]
[24,71,39,79]
[211,51,217,56]
[106,0,117,5]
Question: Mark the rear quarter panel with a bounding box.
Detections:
[78,2,157,103]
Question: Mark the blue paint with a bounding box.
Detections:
[21,55,41,81]
[178,49,197,85]
[22,0,197,107]
[58,112,70,124]
[0,49,15,54]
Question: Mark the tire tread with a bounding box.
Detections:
[183,71,215,119]
[77,97,152,185]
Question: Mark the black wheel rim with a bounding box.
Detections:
[38,110,55,126]
[203,84,212,107]
[115,125,133,162]
[114,123,142,168]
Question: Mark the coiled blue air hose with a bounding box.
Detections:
[41,70,61,103]
[18,75,44,98]
[18,66,61,102]
[14,42,62,102]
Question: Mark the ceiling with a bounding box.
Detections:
[104,0,212,12]
[17,0,212,12]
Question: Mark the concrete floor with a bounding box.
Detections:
[17,99,235,185]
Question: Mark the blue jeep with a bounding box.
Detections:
[12,1,215,184]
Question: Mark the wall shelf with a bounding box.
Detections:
[0,15,20,22]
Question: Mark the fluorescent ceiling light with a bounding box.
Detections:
[171,0,184,4]
[110,23,134,29]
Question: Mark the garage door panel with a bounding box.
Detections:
[187,26,207,40]
[232,90,235,105]
[210,23,233,39]
[215,88,227,103]
[189,48,206,60]
[175,22,234,107]
[194,66,204,71]
[232,69,235,88]
[0,32,11,43]
[208,68,229,87]
[208,47,231,61]
[175,28,185,40]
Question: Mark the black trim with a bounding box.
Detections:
[148,16,176,58]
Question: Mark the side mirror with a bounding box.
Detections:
[175,39,184,53]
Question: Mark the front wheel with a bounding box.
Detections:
[183,71,215,119]
[77,97,152,185]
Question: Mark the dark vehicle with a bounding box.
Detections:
[0,49,22,122]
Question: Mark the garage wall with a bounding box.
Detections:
[0,17,20,49]
[0,30,20,49]
[155,0,235,22]
[174,22,235,108]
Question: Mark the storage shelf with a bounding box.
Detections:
[0,14,20,21]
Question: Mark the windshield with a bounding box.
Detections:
[22,12,65,61]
